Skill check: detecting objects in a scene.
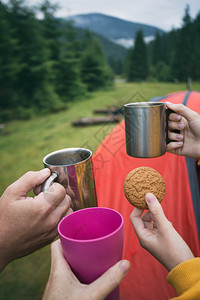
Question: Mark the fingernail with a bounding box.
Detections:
[176,134,183,140]
[176,141,183,146]
[40,168,50,175]
[145,193,155,203]
[178,123,184,129]
[119,260,130,275]
[175,115,182,121]
[166,101,173,106]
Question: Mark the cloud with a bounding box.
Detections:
[11,0,200,31]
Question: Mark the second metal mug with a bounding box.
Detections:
[41,148,97,211]
[124,102,171,158]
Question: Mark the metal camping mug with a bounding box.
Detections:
[124,102,174,158]
[41,148,97,211]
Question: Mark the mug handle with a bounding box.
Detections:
[41,172,58,192]
[166,108,180,144]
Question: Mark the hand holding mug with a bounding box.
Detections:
[166,102,200,159]
[0,169,71,271]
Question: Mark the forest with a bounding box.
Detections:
[126,5,200,83]
[0,0,114,121]
[0,1,200,122]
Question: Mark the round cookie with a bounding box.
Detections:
[124,166,165,209]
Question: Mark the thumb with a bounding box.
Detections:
[50,239,71,271]
[86,260,130,299]
[145,193,168,228]
[166,102,197,122]
[9,169,50,198]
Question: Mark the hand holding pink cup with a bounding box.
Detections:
[58,207,124,300]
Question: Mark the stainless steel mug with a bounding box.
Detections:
[41,148,97,211]
[124,102,170,158]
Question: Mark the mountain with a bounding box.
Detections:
[74,27,128,74]
[90,31,127,62]
[66,13,165,48]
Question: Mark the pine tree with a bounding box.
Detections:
[8,0,61,113]
[190,13,200,80]
[54,21,86,101]
[126,30,148,81]
[80,32,113,91]
[151,31,163,65]
[0,2,19,112]
[171,5,194,81]
[40,0,61,61]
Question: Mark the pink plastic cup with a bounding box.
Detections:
[58,207,124,300]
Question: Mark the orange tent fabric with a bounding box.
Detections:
[93,90,200,300]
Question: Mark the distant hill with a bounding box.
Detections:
[66,13,165,48]
[57,16,128,72]
[91,31,127,62]
[74,27,128,73]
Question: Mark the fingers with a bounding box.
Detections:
[49,241,130,300]
[145,193,169,229]
[50,239,70,269]
[7,169,51,198]
[168,119,185,131]
[53,194,72,220]
[48,239,81,288]
[36,183,66,208]
[33,185,41,195]
[166,102,198,122]
[167,131,183,142]
[166,141,183,153]
[167,108,186,132]
[168,112,182,122]
[130,208,145,238]
[142,211,155,230]
[65,208,73,216]
[87,260,130,299]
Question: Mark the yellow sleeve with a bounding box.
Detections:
[167,258,200,299]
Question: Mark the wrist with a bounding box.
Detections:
[0,252,10,272]
[166,252,194,272]
[187,143,200,160]
[0,231,12,272]
[194,143,200,160]
[159,228,195,272]
[164,241,194,272]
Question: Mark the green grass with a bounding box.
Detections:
[0,81,200,299]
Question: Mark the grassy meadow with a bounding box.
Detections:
[1,81,200,299]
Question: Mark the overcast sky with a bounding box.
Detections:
[7,0,200,31]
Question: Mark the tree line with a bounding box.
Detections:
[0,0,113,121]
[125,5,200,83]
[1,2,200,122]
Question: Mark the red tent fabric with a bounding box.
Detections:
[93,90,200,300]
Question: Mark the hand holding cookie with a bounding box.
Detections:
[130,193,194,271]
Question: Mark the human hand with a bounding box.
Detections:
[166,102,200,159]
[130,193,194,271]
[42,240,130,300]
[0,169,71,271]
